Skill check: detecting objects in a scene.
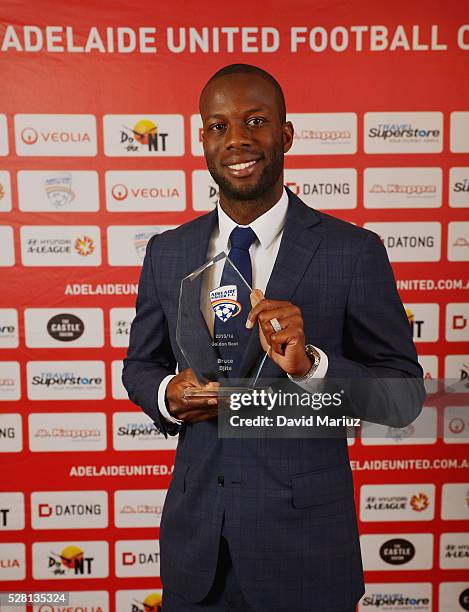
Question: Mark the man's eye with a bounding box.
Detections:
[210,123,225,131]
[247,117,265,126]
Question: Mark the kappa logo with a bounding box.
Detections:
[45,173,75,208]
[210,285,241,322]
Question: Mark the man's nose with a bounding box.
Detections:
[225,123,252,148]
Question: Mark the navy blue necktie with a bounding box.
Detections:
[213,226,257,378]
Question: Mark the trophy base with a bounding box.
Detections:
[183,386,252,400]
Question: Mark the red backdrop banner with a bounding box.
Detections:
[0,1,468,610]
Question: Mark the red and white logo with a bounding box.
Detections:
[448,221,469,262]
[105,171,185,212]
[0,226,15,267]
[0,413,22,453]
[20,226,101,267]
[364,222,441,262]
[446,303,469,342]
[14,114,97,156]
[0,114,8,156]
[103,115,184,157]
[114,489,167,528]
[364,167,442,209]
[32,491,108,529]
[441,484,469,520]
[115,540,160,577]
[288,113,357,155]
[0,543,25,580]
[0,171,12,212]
[440,532,469,569]
[450,112,469,153]
[32,541,109,580]
[0,493,25,530]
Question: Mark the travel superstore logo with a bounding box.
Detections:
[358,582,432,611]
[0,309,19,348]
[112,412,178,451]
[364,112,443,154]
[27,361,105,400]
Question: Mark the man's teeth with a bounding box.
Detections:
[228,160,257,170]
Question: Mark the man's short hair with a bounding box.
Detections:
[200,64,286,122]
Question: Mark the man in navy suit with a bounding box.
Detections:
[123,64,424,611]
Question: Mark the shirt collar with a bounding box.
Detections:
[216,187,289,251]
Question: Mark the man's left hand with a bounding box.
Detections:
[246,289,312,377]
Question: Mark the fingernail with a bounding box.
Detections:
[208,398,217,405]
[246,319,253,329]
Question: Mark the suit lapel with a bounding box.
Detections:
[239,191,323,380]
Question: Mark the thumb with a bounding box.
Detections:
[250,288,264,307]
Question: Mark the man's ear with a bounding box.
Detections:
[283,121,294,153]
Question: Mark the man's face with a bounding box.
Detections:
[200,73,293,201]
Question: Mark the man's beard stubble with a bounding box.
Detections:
[207,148,284,202]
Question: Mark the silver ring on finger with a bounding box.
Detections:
[270,317,282,333]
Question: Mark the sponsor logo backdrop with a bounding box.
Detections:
[0,0,468,610]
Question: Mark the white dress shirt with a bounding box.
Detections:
[158,188,328,424]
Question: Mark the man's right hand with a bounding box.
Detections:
[165,368,219,423]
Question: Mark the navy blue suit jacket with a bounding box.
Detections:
[123,190,424,611]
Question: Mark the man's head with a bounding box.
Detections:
[199,64,293,205]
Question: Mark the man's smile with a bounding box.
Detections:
[224,158,260,178]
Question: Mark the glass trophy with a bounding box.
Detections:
[176,252,268,398]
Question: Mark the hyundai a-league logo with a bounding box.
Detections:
[210,285,241,322]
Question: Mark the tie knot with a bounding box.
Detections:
[229,226,257,251]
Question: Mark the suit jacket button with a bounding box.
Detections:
[217,475,224,487]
